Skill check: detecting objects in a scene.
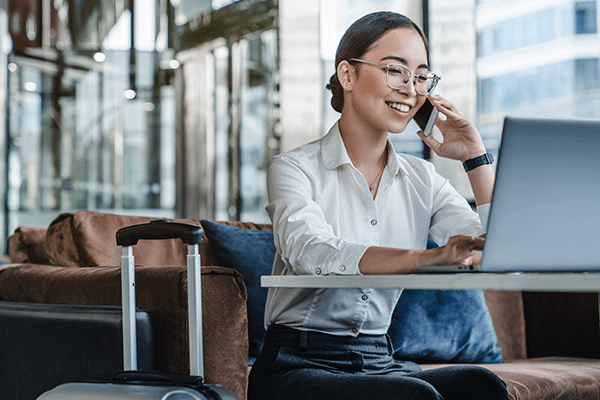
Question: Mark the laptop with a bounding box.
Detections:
[417,116,600,273]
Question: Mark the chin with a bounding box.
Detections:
[386,121,411,134]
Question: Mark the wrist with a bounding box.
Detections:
[414,247,443,269]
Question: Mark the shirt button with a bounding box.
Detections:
[362,295,369,301]
[315,268,322,275]
[371,219,377,226]
[339,265,346,272]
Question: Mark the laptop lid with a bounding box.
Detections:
[481,117,600,272]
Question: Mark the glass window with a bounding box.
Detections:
[6,48,176,230]
[576,1,598,34]
[478,3,593,57]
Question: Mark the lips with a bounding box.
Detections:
[386,101,411,113]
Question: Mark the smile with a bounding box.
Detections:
[386,102,410,113]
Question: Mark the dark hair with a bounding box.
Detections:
[326,12,429,113]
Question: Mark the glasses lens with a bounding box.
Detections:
[416,74,438,95]
[386,65,412,90]
[387,65,439,95]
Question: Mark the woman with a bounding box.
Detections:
[248,11,508,400]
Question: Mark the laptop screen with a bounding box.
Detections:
[482,117,600,272]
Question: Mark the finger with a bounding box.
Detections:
[429,95,459,115]
[471,236,485,251]
[416,130,442,153]
[461,256,482,265]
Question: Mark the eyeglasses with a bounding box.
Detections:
[349,58,441,96]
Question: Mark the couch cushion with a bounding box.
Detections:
[201,220,274,364]
[44,211,204,268]
[456,358,600,400]
[8,227,51,264]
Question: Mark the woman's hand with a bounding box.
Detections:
[430,234,485,266]
[416,94,486,163]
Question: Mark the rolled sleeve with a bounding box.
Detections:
[319,242,369,276]
[266,155,369,276]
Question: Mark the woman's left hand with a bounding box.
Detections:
[416,94,486,163]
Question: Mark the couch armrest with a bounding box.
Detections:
[0,264,249,400]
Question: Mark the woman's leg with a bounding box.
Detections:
[411,365,509,400]
[253,367,444,400]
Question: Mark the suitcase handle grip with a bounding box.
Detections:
[109,370,202,385]
[116,220,204,246]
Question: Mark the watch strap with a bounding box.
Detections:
[463,153,494,172]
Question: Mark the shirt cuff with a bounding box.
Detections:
[476,203,491,233]
[324,242,370,276]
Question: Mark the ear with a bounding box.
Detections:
[337,60,356,91]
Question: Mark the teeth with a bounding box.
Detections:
[387,102,410,112]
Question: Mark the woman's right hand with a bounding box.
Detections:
[429,234,485,267]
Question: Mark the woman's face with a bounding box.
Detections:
[344,27,430,134]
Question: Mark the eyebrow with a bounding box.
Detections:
[381,56,429,70]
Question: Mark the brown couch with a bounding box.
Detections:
[1,210,600,400]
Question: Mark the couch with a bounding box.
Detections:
[1,210,600,400]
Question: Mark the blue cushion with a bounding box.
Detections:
[200,221,275,364]
[389,290,503,363]
[388,239,503,363]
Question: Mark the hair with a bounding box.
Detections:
[326,12,429,113]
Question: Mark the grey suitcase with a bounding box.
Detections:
[38,220,238,399]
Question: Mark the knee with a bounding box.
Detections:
[462,366,509,400]
[390,379,443,400]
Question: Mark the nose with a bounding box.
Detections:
[398,76,418,96]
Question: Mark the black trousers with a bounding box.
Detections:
[248,325,509,400]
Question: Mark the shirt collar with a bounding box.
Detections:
[321,121,409,178]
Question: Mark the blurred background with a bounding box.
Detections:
[0,0,598,252]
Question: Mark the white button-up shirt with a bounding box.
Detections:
[264,121,489,336]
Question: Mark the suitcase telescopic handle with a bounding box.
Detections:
[116,220,204,247]
[116,219,205,376]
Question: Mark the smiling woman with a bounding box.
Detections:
[248,11,505,400]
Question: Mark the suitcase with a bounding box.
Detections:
[37,220,238,399]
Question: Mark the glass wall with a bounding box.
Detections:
[2,0,178,251]
[174,0,279,223]
[213,30,279,222]
[479,58,600,114]
[6,50,176,224]
[479,2,597,57]
[474,0,600,156]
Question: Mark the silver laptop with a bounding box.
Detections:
[418,116,600,273]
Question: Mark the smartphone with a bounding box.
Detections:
[413,99,439,137]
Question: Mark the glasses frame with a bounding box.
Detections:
[348,58,441,95]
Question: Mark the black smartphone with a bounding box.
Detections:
[413,99,439,137]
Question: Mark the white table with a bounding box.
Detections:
[261,273,600,292]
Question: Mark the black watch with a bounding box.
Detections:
[463,153,494,172]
